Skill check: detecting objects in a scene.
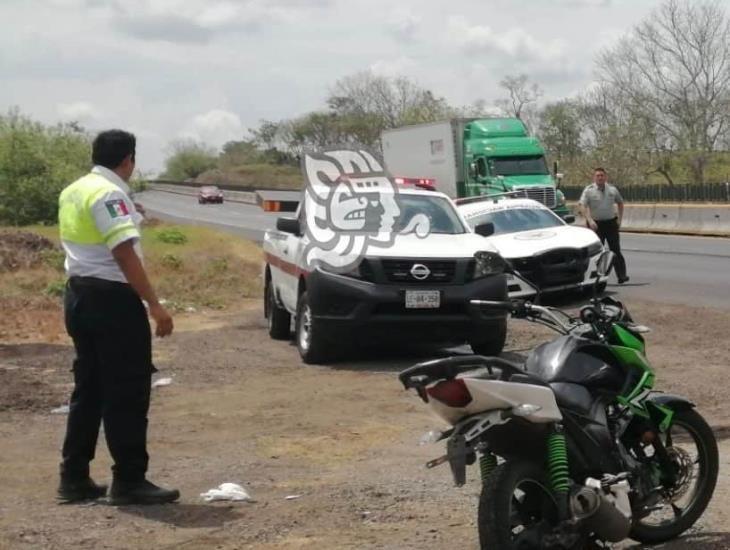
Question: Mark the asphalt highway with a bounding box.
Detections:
[139,190,730,309]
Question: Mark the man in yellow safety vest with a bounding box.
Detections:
[57,129,179,505]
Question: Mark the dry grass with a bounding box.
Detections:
[0,224,263,342]
[143,224,263,310]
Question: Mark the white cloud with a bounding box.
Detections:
[447,16,567,63]
[182,109,244,150]
[387,8,421,41]
[369,56,417,78]
[108,0,325,42]
[57,101,100,122]
[555,0,611,5]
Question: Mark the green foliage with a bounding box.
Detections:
[155,228,188,245]
[0,109,90,225]
[160,253,183,270]
[40,248,66,271]
[44,278,66,297]
[206,256,229,274]
[163,140,218,180]
[129,174,148,193]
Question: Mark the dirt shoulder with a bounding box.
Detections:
[0,299,729,549]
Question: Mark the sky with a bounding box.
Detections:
[0,0,662,174]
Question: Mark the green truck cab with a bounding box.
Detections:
[381,117,569,218]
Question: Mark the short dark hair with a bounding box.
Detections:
[92,130,136,169]
[593,167,607,174]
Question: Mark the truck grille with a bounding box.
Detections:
[514,186,556,208]
[381,259,457,284]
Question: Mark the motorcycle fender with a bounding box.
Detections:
[646,392,695,432]
[646,392,695,410]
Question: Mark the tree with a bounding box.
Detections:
[596,0,730,183]
[327,71,451,146]
[163,140,217,180]
[538,100,583,160]
[0,109,90,225]
[495,74,543,127]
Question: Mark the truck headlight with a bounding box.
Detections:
[471,251,507,280]
[556,189,566,206]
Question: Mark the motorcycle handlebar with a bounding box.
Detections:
[469,299,516,312]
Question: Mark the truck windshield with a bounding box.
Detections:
[466,208,563,236]
[393,196,466,235]
[490,156,549,176]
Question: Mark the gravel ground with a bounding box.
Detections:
[0,298,728,549]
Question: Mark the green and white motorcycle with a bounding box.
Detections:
[399,251,719,549]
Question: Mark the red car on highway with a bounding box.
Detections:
[198,185,224,204]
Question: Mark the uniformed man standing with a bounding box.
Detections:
[57,130,179,505]
[579,167,629,284]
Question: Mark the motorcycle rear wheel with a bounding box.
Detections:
[478,460,585,550]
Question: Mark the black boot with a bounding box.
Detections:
[109,479,180,505]
[57,476,108,503]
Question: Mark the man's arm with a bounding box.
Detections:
[617,202,624,227]
[579,190,597,231]
[112,240,173,337]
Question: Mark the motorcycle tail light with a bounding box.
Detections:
[427,379,472,408]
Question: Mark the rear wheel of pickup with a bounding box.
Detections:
[266,278,290,340]
[469,318,507,356]
[296,291,330,364]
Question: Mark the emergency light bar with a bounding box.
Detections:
[394,177,437,191]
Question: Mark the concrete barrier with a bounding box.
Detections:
[570,202,730,237]
[648,206,680,233]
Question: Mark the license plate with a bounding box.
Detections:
[405,290,440,309]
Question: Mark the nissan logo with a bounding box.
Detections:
[410,263,431,280]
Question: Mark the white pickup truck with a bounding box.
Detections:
[263,184,510,364]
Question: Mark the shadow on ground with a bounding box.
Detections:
[117,502,244,528]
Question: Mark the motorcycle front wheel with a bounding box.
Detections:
[630,408,719,544]
[478,460,585,550]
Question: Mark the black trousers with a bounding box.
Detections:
[60,277,153,482]
[595,218,628,280]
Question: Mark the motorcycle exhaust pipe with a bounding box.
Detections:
[570,481,632,542]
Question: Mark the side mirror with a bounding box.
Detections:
[276,217,300,235]
[563,214,575,224]
[474,222,495,237]
[596,250,615,277]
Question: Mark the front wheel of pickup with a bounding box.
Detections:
[469,318,507,356]
[296,291,330,364]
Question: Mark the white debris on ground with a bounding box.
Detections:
[151,377,173,388]
[200,483,254,502]
[50,404,70,414]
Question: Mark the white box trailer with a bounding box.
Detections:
[381,120,471,199]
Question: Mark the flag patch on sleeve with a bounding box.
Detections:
[105,199,130,218]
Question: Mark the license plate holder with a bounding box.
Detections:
[405,290,440,309]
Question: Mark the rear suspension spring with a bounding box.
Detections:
[547,431,570,496]
[479,452,497,482]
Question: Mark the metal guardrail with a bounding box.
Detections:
[562,182,730,203]
[149,179,301,193]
